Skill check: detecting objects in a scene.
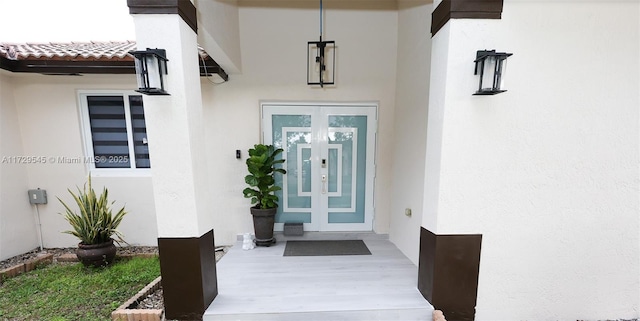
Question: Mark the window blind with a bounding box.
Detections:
[129,95,151,168]
[87,96,131,168]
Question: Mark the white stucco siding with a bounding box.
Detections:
[428,1,639,319]
[390,0,432,265]
[203,2,399,245]
[422,21,449,234]
[133,14,214,238]
[9,74,157,248]
[196,0,242,74]
[0,73,38,261]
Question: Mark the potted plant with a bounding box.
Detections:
[59,176,127,267]
[242,144,287,246]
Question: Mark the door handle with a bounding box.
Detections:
[321,174,327,194]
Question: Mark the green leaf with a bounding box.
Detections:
[58,175,127,245]
[242,144,287,209]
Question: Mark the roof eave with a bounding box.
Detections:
[0,56,227,79]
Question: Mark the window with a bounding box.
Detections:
[80,93,150,170]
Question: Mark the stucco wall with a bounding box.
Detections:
[389,0,432,265]
[9,74,158,248]
[132,14,215,239]
[196,0,242,73]
[0,73,38,261]
[425,1,639,319]
[202,1,399,245]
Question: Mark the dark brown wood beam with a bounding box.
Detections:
[432,0,504,36]
[0,56,228,80]
[5,60,134,74]
[127,0,197,33]
[0,56,19,72]
[199,62,229,81]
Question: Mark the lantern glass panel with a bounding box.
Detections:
[497,58,508,91]
[145,55,163,91]
[133,57,148,90]
[480,55,498,92]
[307,43,322,84]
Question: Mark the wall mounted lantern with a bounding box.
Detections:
[129,48,169,95]
[473,50,512,95]
[307,0,335,88]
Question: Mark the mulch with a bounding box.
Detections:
[0,246,159,270]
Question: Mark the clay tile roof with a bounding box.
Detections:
[0,41,211,62]
[0,41,225,80]
[0,41,136,61]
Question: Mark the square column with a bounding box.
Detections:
[419,1,504,320]
[128,1,217,319]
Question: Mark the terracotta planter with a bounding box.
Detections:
[250,206,277,246]
[77,239,117,267]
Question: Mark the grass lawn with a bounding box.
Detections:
[0,257,160,321]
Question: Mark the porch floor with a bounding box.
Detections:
[204,233,433,320]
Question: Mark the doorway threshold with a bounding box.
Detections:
[276,231,389,242]
[237,232,389,242]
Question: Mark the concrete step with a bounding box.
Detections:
[204,308,431,321]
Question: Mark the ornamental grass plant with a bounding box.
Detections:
[59,176,127,245]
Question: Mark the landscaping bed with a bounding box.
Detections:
[0,254,160,320]
[0,247,158,283]
[0,246,227,321]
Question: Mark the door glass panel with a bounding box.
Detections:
[272,115,312,224]
[327,115,367,224]
[300,147,312,194]
[327,148,339,193]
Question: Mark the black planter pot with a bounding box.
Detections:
[76,239,117,267]
[250,206,277,247]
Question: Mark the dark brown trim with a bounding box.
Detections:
[0,56,19,72]
[2,59,134,74]
[418,227,482,321]
[0,56,228,79]
[431,0,504,36]
[200,58,229,81]
[127,0,198,33]
[158,230,218,321]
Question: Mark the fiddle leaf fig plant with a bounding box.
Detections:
[59,176,127,245]
[243,144,287,209]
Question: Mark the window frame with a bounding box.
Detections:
[78,90,151,177]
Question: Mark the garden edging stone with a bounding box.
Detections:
[111,276,163,321]
[0,253,53,284]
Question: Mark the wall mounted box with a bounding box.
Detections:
[28,189,47,204]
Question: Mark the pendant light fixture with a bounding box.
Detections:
[307,0,335,87]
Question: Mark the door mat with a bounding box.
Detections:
[283,240,371,256]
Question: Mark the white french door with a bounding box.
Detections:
[262,102,377,232]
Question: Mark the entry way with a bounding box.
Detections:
[262,103,377,232]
